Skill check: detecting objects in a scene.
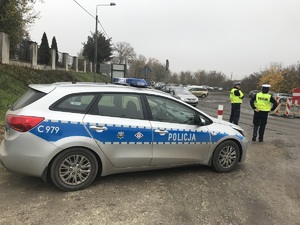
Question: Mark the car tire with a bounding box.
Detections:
[50,148,98,191]
[201,94,206,98]
[212,140,240,172]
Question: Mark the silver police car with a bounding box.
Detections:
[0,82,248,191]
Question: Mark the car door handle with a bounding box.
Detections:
[89,125,108,132]
[210,131,217,136]
[154,129,169,135]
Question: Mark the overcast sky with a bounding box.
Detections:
[29,0,300,79]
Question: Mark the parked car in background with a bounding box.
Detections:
[249,90,275,99]
[160,83,179,93]
[201,85,214,91]
[153,82,165,90]
[187,86,208,98]
[170,87,199,106]
[248,90,260,98]
[213,87,223,91]
[273,93,292,103]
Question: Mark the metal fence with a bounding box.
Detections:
[56,51,63,68]
[68,55,74,70]
[9,40,33,63]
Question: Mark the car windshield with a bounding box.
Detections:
[173,88,192,95]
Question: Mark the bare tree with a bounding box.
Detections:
[146,58,168,82]
[111,42,136,64]
[127,54,147,78]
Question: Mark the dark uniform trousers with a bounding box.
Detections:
[229,103,241,125]
[252,111,269,140]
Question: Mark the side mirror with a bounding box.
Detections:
[194,114,205,126]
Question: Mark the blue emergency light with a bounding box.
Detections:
[113,78,148,87]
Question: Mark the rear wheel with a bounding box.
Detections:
[212,140,240,172]
[201,94,206,98]
[50,148,98,191]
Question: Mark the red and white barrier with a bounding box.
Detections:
[272,88,300,118]
[284,98,300,118]
[272,95,284,116]
[284,98,292,117]
[217,105,223,120]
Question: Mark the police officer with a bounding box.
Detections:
[229,81,244,125]
[250,84,278,142]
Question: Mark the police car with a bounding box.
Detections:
[0,82,248,191]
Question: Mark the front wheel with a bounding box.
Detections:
[50,148,98,191]
[212,140,240,172]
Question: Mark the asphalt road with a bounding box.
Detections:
[0,92,299,225]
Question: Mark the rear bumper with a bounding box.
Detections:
[0,134,57,177]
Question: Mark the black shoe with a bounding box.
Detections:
[252,136,256,142]
[258,139,263,142]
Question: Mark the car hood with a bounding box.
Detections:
[176,94,198,99]
[210,117,244,132]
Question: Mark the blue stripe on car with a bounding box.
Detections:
[29,120,235,144]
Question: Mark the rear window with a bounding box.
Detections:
[12,88,46,110]
[51,94,97,113]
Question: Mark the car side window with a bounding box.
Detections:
[146,95,196,124]
[53,94,96,113]
[97,93,143,119]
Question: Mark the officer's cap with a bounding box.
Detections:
[234,81,241,86]
[262,84,271,88]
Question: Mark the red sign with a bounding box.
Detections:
[292,87,300,104]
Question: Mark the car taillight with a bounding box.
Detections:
[7,115,45,132]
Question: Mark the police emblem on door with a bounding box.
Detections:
[117,131,125,139]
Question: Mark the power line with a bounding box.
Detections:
[73,0,115,48]
[73,0,95,19]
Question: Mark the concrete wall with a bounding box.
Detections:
[30,42,38,66]
[0,32,10,64]
[0,32,89,73]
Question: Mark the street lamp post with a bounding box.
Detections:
[94,2,116,82]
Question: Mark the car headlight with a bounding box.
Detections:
[234,128,246,137]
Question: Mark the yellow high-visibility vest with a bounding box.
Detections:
[254,92,272,111]
[230,88,244,103]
